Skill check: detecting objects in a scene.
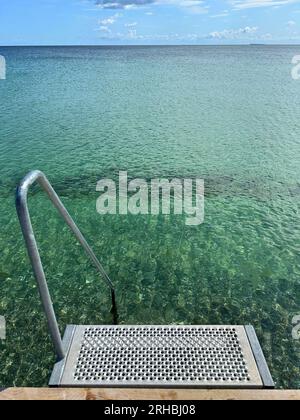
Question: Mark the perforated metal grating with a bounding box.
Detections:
[54,325,264,388]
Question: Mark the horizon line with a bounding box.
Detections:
[1,43,300,48]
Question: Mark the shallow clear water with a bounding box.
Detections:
[0,46,300,388]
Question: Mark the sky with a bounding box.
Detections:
[0,0,300,45]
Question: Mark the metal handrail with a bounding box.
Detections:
[16,170,118,361]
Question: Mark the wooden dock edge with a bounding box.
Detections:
[0,388,300,400]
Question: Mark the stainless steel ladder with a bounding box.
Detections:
[16,170,117,361]
[16,171,274,389]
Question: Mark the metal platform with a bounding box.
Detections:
[16,172,274,390]
[49,325,274,389]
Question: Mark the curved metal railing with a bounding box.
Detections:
[16,170,118,361]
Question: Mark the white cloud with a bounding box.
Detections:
[97,26,264,42]
[95,0,154,9]
[209,26,258,39]
[231,0,300,10]
[127,29,138,38]
[125,22,138,27]
[99,13,121,26]
[100,17,115,25]
[287,20,297,25]
[94,0,208,12]
[93,0,300,11]
[210,11,229,18]
[99,25,112,32]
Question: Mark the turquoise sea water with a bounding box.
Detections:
[0,46,300,388]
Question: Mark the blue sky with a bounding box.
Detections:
[0,0,300,45]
